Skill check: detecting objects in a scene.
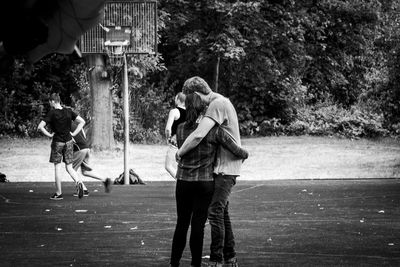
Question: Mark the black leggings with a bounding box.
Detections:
[170,179,214,267]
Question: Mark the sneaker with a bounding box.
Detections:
[50,193,63,200]
[77,182,84,199]
[103,178,112,193]
[73,190,89,197]
[224,257,238,267]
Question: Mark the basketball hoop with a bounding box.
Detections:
[106,47,124,67]
[104,25,131,67]
[79,1,157,58]
[79,0,158,185]
[104,40,130,67]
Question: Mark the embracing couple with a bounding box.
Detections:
[170,76,249,267]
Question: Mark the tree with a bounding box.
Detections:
[157,0,399,136]
[0,54,84,136]
[159,0,246,91]
[86,55,115,150]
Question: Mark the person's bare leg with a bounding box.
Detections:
[66,164,82,183]
[66,164,84,198]
[70,173,88,191]
[81,170,105,182]
[54,163,62,195]
[82,169,112,193]
[71,166,89,191]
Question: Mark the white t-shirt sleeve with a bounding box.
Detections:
[205,98,226,126]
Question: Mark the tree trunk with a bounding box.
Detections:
[87,54,114,150]
[213,56,220,92]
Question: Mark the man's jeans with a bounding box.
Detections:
[209,174,237,263]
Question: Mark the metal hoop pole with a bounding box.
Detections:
[123,53,130,185]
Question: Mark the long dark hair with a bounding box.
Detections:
[185,93,205,128]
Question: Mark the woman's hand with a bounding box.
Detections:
[165,129,171,140]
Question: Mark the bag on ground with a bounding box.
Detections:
[114,169,146,185]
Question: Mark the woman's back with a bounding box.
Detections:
[175,123,218,182]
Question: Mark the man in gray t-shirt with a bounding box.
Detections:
[177,76,245,266]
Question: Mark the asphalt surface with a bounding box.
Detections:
[1,179,399,266]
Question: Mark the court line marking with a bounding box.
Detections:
[256,194,399,204]
[1,228,176,235]
[234,184,264,193]
[0,193,21,204]
[249,251,400,260]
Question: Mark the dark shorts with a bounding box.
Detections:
[49,140,74,165]
[72,148,93,172]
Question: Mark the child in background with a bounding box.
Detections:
[37,93,85,200]
[164,92,186,178]
[71,121,112,196]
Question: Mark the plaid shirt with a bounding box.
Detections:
[176,123,248,182]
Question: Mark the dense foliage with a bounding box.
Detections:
[0,55,85,137]
[157,0,400,139]
[1,0,400,142]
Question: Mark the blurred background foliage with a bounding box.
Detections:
[1,0,400,142]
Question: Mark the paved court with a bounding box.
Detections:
[1,179,399,266]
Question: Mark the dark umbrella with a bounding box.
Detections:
[0,0,105,63]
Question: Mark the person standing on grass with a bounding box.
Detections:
[170,93,248,267]
[70,121,112,197]
[37,93,85,200]
[176,76,244,267]
[164,92,186,179]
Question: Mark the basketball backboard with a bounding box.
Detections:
[79,0,157,56]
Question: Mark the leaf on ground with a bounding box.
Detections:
[75,210,88,213]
